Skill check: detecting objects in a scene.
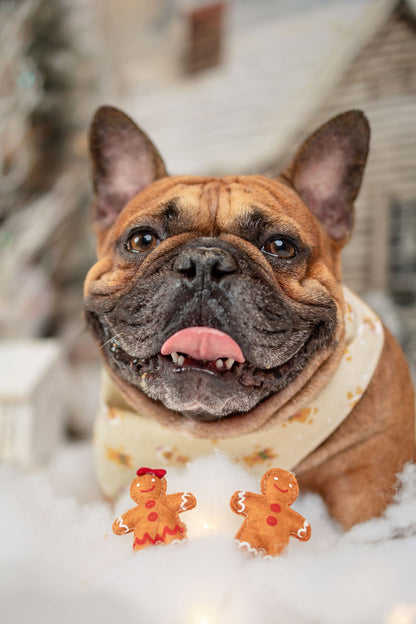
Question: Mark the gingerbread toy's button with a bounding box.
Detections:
[266,515,278,526]
[145,500,156,509]
[270,503,281,513]
[147,512,158,522]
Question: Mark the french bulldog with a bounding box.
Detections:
[84,106,415,528]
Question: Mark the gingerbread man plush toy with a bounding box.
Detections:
[230,467,311,557]
[112,467,197,550]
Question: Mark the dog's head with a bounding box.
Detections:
[84,107,369,433]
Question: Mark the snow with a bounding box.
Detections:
[1,442,416,624]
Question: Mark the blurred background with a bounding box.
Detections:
[1,0,415,466]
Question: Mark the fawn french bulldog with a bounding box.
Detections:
[84,107,415,528]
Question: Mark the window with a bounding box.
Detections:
[389,198,416,305]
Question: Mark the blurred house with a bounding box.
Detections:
[284,0,416,301]
[280,0,416,374]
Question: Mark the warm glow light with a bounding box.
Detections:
[188,605,218,624]
[187,505,230,537]
[388,605,416,624]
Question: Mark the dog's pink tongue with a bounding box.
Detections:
[161,327,245,362]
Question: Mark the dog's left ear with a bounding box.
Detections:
[89,106,167,234]
[280,110,370,246]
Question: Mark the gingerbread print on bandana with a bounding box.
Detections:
[112,467,197,550]
[230,467,311,557]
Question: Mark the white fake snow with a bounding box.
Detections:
[1,443,416,624]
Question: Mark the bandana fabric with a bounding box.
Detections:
[94,287,384,499]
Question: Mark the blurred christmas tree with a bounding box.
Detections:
[0,0,80,215]
[25,0,76,192]
[0,0,95,339]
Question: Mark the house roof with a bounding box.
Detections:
[120,0,399,176]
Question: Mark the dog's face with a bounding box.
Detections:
[84,108,369,428]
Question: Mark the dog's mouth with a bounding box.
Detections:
[153,325,297,388]
[106,336,295,386]
[160,326,245,372]
[163,352,242,375]
[99,322,315,416]
[86,308,335,421]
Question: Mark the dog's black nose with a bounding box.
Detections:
[173,246,238,282]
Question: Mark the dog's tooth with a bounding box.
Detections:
[216,359,224,369]
[171,352,179,363]
[225,358,235,370]
[177,354,185,366]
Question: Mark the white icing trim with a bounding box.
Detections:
[297,520,309,538]
[180,492,189,510]
[237,491,246,513]
[116,516,130,533]
[236,540,272,559]
[236,540,258,554]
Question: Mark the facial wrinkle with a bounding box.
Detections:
[205,182,222,237]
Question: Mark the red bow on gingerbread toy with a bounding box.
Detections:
[136,467,167,479]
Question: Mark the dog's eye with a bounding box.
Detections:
[127,230,160,253]
[262,238,297,259]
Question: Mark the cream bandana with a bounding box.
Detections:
[94,287,384,499]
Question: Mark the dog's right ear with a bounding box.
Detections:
[89,106,167,234]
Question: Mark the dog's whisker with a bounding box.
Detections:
[100,333,123,350]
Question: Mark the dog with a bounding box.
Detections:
[84,106,415,529]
